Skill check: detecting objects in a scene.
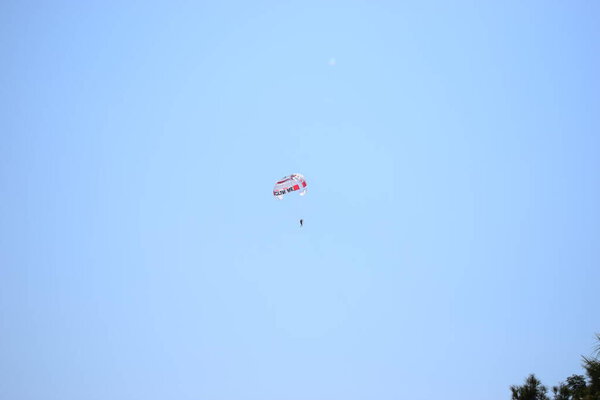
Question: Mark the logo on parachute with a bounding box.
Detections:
[273,186,299,196]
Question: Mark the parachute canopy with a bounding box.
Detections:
[273,173,307,200]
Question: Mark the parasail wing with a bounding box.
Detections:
[273,173,308,199]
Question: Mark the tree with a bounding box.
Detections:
[578,333,600,400]
[552,375,586,400]
[581,356,600,400]
[553,383,572,400]
[511,374,550,400]
[511,334,600,400]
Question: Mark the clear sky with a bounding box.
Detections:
[1,1,599,399]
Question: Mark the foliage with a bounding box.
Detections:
[511,374,549,400]
[511,334,600,400]
[581,356,600,400]
[552,375,586,400]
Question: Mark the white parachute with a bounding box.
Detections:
[273,173,307,200]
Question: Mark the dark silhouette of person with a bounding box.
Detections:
[300,219,303,227]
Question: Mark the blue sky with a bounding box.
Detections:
[1,1,599,399]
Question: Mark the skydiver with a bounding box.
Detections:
[300,219,303,227]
